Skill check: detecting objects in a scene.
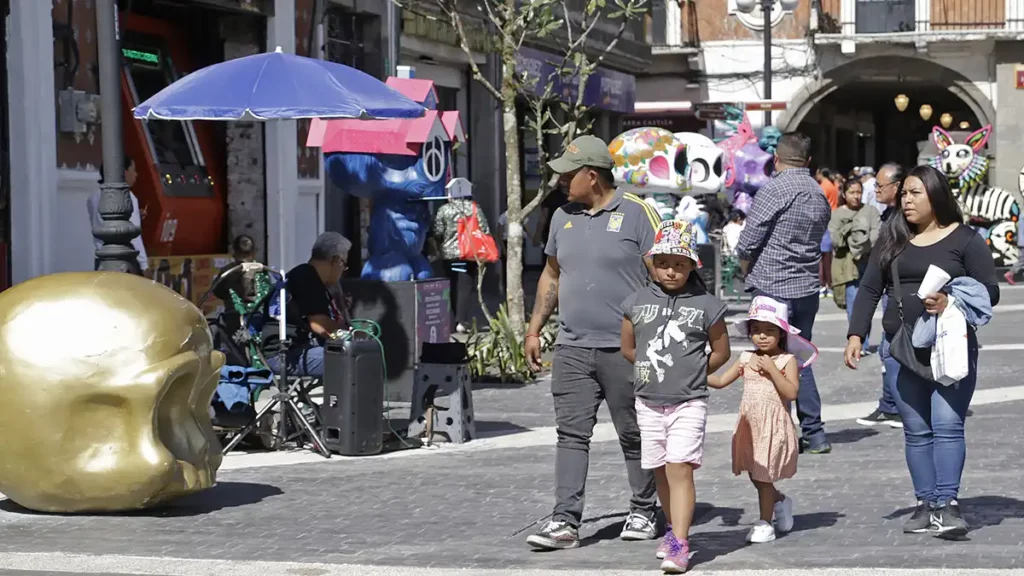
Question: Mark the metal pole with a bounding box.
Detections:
[762,0,773,127]
[386,0,398,76]
[94,0,141,274]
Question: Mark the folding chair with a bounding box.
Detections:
[218,274,330,457]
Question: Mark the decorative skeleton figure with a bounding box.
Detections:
[930,125,1023,265]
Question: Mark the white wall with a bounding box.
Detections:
[700,39,818,130]
[7,0,58,284]
[56,169,103,273]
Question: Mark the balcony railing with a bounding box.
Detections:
[650,0,699,51]
[818,0,1024,35]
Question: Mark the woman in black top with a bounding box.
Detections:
[843,165,999,539]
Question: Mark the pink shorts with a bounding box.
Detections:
[635,398,708,470]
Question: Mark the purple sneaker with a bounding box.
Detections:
[660,537,690,574]
[656,527,677,559]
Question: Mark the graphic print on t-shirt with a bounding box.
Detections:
[632,303,706,384]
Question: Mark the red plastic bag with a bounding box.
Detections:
[457,204,500,263]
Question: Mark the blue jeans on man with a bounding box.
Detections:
[265,345,325,378]
[891,334,978,506]
[754,290,828,450]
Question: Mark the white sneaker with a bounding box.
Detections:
[774,496,794,533]
[619,512,658,541]
[746,520,776,543]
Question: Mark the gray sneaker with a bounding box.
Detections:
[620,512,658,540]
[903,501,932,533]
[931,500,969,539]
[526,520,579,550]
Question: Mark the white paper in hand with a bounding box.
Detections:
[931,296,969,386]
[918,265,952,299]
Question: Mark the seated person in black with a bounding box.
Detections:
[213,234,258,304]
[263,232,351,377]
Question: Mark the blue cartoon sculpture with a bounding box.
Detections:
[307,78,464,281]
[758,126,783,156]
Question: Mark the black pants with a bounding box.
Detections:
[550,345,658,527]
[445,260,478,326]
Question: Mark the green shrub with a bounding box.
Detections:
[466,305,557,383]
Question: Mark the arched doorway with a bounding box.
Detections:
[778,56,996,173]
[778,55,995,139]
[779,55,1022,267]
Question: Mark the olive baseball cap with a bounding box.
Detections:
[547,135,616,174]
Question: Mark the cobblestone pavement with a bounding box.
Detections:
[2,289,1024,575]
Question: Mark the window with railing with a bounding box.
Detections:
[325,7,383,79]
[819,0,1014,34]
[649,0,699,49]
[855,0,915,34]
[930,0,1005,30]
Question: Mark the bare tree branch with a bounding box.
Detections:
[446,3,503,100]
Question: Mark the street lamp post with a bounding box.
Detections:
[735,0,800,127]
[94,0,141,274]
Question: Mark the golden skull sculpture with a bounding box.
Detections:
[0,272,225,513]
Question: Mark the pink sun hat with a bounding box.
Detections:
[732,295,819,368]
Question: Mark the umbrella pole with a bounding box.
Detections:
[270,178,330,458]
[94,0,141,274]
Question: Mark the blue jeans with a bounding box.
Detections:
[754,290,827,448]
[266,345,325,378]
[878,335,899,415]
[845,281,870,350]
[891,334,978,506]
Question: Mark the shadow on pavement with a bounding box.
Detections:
[474,420,532,438]
[688,528,750,568]
[694,502,745,527]
[886,495,1024,531]
[473,377,541,391]
[575,503,747,549]
[0,481,283,518]
[786,511,845,534]
[688,511,843,567]
[826,427,882,445]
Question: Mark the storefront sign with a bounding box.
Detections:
[402,10,494,53]
[516,47,636,114]
[622,114,705,134]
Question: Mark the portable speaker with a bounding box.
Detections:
[321,337,385,456]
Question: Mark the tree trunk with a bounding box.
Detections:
[502,98,526,337]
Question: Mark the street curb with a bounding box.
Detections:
[0,552,1021,576]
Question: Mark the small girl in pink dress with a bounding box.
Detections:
[709,296,819,544]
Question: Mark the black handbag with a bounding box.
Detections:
[888,258,936,382]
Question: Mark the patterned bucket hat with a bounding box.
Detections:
[647,219,702,268]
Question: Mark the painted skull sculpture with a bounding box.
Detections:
[675,132,725,195]
[609,127,689,194]
[930,125,991,190]
[0,272,225,513]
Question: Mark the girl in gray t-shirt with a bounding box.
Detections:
[620,220,730,574]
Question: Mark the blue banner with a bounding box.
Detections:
[516,46,636,114]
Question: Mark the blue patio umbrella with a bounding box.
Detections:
[133,47,425,121]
